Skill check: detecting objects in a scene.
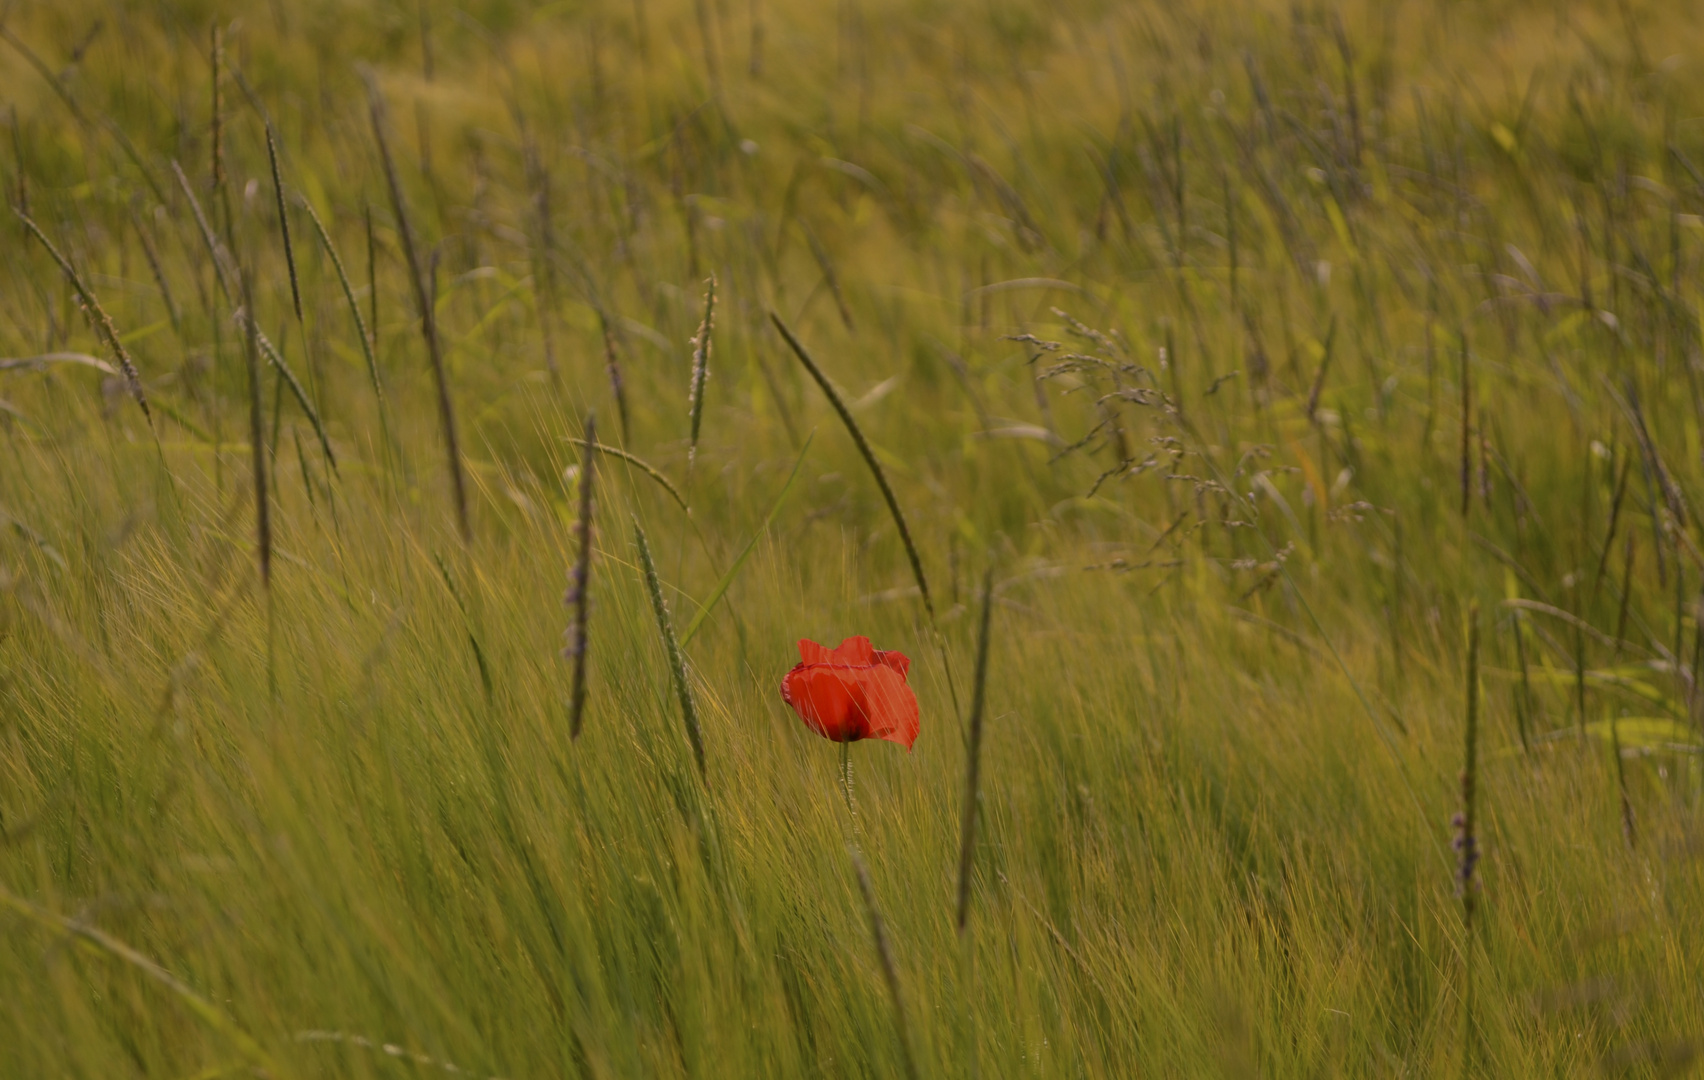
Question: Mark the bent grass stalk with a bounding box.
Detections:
[240,272,272,592]
[368,76,470,541]
[769,312,933,620]
[634,515,706,779]
[14,210,149,419]
[298,193,392,445]
[169,159,336,472]
[567,412,597,739]
[567,438,688,513]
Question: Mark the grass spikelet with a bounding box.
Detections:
[955,565,995,934]
[634,514,705,779]
[367,73,470,541]
[14,209,150,420]
[566,412,597,740]
[850,850,921,1080]
[770,311,934,621]
[240,271,272,590]
[687,273,715,469]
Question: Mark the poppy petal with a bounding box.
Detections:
[827,636,876,665]
[846,664,920,750]
[782,663,862,742]
[873,649,910,678]
[797,638,835,665]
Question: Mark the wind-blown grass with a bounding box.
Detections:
[3,2,1704,1077]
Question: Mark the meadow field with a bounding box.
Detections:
[4,0,1704,1074]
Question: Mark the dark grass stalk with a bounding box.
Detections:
[365,204,380,357]
[1610,718,1636,849]
[210,26,225,193]
[634,515,706,780]
[170,160,336,472]
[240,271,272,592]
[263,124,304,325]
[298,195,388,425]
[850,850,921,1080]
[801,221,855,332]
[567,438,687,512]
[14,210,149,420]
[598,312,631,444]
[1304,315,1335,424]
[566,413,597,739]
[1459,327,1472,516]
[433,553,494,705]
[1593,454,1633,601]
[770,312,934,621]
[367,76,470,541]
[129,206,181,339]
[1453,600,1481,1078]
[687,274,716,470]
[1512,609,1533,754]
[1615,534,1636,652]
[955,567,996,935]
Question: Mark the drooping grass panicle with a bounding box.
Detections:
[850,850,921,1080]
[170,159,337,471]
[634,514,706,779]
[566,412,597,740]
[240,270,272,591]
[14,209,150,420]
[687,273,716,468]
[955,565,996,934]
[367,73,470,541]
[770,311,934,621]
[568,438,688,512]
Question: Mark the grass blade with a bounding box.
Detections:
[679,431,813,648]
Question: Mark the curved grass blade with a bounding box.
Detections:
[680,431,813,648]
[770,312,934,620]
[634,515,706,780]
[567,438,687,512]
[298,193,391,436]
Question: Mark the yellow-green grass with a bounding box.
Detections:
[3,0,1704,1075]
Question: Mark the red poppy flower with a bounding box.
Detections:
[781,636,920,750]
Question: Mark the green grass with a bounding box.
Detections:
[3,0,1704,1075]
